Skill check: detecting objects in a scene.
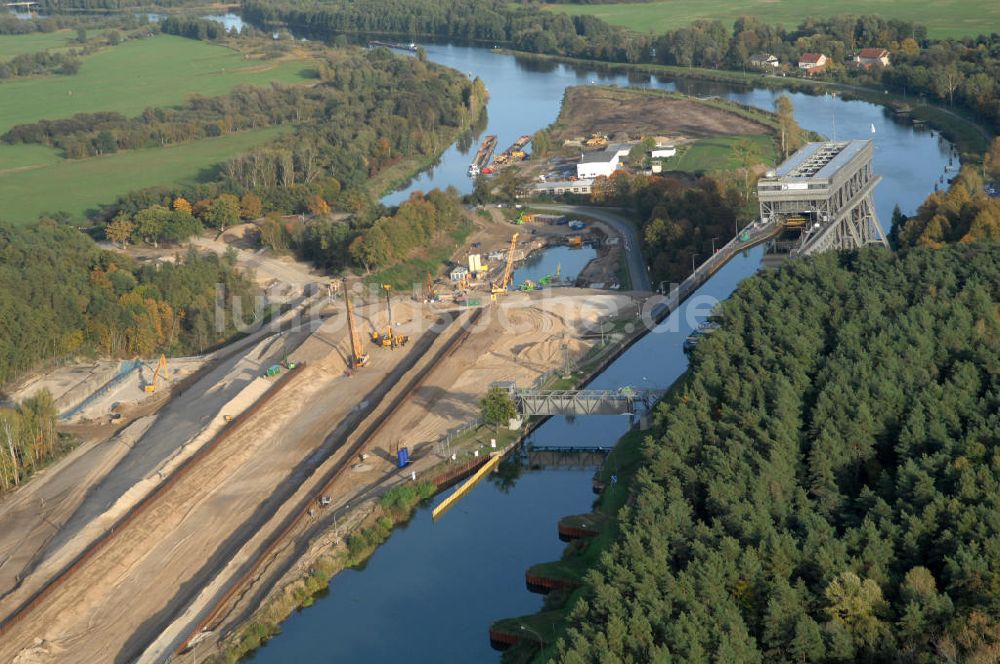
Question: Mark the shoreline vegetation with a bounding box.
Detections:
[496,49,991,157]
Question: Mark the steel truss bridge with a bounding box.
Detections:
[492,381,664,417]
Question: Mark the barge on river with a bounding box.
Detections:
[468,135,498,176]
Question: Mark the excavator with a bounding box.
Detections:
[344,281,369,369]
[491,233,519,297]
[143,354,169,393]
[371,284,409,349]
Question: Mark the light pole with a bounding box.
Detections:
[520,624,545,652]
[690,253,699,274]
[711,236,720,253]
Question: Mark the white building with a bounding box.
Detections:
[651,147,676,159]
[577,150,620,179]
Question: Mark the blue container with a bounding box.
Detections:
[397,447,410,468]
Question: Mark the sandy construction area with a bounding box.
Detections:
[0,289,630,664]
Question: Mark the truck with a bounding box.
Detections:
[265,364,282,377]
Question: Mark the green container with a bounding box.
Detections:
[463,299,481,307]
[739,230,751,242]
[266,365,282,377]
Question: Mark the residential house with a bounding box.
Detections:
[798,52,828,73]
[855,47,890,68]
[750,53,780,69]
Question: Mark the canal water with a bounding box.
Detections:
[247,43,952,662]
[512,244,596,288]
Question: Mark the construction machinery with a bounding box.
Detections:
[371,284,409,349]
[344,282,369,368]
[143,354,169,393]
[585,133,608,147]
[491,233,519,296]
[425,272,438,302]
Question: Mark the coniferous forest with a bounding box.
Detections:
[556,243,1000,663]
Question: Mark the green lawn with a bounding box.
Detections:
[0,34,316,134]
[0,127,289,223]
[666,134,775,173]
[0,30,75,60]
[543,0,1000,39]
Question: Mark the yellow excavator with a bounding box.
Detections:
[344,282,369,369]
[491,233,519,296]
[371,284,409,349]
[143,354,169,393]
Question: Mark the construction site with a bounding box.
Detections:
[0,206,643,663]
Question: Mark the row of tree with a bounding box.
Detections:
[556,242,1000,662]
[0,391,58,494]
[0,50,80,80]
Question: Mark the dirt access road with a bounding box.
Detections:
[533,204,652,292]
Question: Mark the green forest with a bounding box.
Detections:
[0,220,257,387]
[552,243,1000,662]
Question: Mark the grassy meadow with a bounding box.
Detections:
[0,33,319,223]
[543,0,1000,39]
[0,29,76,60]
[0,34,316,134]
[667,134,776,173]
[0,127,289,222]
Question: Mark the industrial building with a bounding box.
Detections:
[576,150,619,179]
[757,139,886,258]
[528,178,595,196]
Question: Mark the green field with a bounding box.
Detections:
[0,34,315,134]
[0,127,289,222]
[0,29,75,60]
[666,134,775,173]
[543,0,1000,39]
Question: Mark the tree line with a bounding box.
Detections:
[555,242,1000,662]
[0,50,80,80]
[255,187,467,277]
[0,220,257,387]
[64,46,481,225]
[241,1,1000,133]
[0,390,58,495]
[892,165,1000,249]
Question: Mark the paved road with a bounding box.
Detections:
[532,204,652,292]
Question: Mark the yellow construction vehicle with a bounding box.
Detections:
[344,282,369,369]
[491,233,519,295]
[425,272,437,301]
[143,354,169,393]
[372,284,410,349]
[585,133,608,147]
